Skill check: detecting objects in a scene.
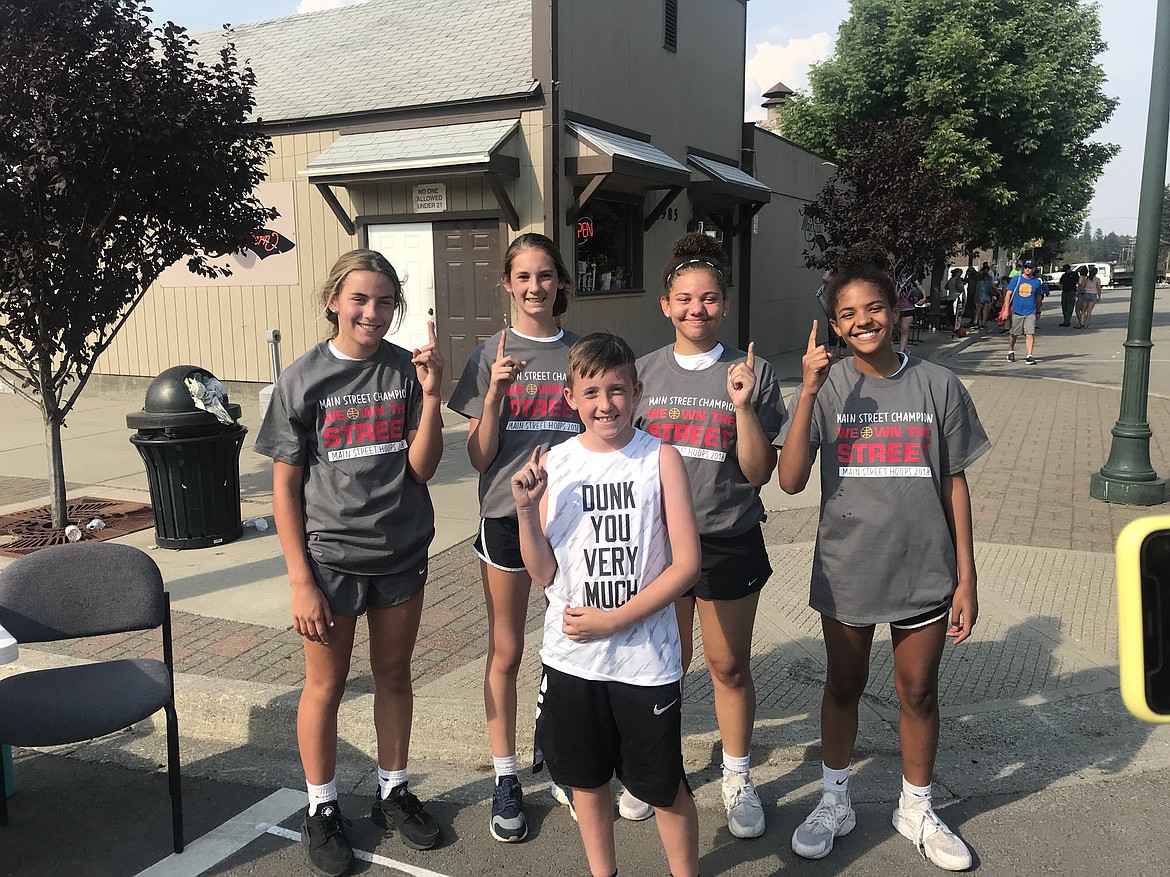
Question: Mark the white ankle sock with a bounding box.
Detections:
[822,763,850,795]
[307,778,337,815]
[378,766,408,800]
[493,755,518,783]
[722,751,750,778]
[901,776,931,806]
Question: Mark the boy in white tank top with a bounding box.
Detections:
[511,333,702,877]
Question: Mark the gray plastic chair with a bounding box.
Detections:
[0,541,183,852]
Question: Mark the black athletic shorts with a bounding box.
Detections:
[536,665,690,808]
[688,524,772,601]
[472,516,526,572]
[308,551,427,617]
[840,600,952,631]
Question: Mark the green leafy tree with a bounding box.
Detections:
[0,0,274,527]
[782,0,1118,250]
[1103,231,1122,261]
[1092,227,1106,260]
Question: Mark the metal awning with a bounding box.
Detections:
[564,122,691,227]
[687,154,771,205]
[301,119,521,233]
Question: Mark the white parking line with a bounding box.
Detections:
[260,823,456,877]
[130,786,458,877]
[133,787,304,877]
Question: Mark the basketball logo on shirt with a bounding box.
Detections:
[668,407,681,420]
[346,407,360,420]
[834,410,934,478]
[526,383,538,396]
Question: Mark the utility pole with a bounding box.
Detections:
[1090,0,1170,505]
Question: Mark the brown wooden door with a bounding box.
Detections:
[433,220,504,399]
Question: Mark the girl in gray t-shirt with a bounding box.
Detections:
[255,249,446,866]
[633,232,785,840]
[777,262,990,871]
[446,233,581,842]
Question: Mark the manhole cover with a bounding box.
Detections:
[0,497,155,557]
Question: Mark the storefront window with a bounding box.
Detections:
[575,198,640,294]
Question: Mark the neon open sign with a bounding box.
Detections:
[576,216,594,246]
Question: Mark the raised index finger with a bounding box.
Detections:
[496,330,507,362]
[531,444,542,464]
[807,320,819,354]
[428,320,437,345]
[745,341,755,369]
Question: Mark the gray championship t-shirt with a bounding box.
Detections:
[777,355,990,623]
[635,345,787,536]
[254,340,433,575]
[448,328,583,519]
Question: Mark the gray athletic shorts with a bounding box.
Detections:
[308,550,427,617]
[1009,313,1036,336]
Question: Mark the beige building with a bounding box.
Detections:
[97,0,834,393]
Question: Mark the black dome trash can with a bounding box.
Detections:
[127,365,248,549]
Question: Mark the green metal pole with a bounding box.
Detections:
[1090,0,1170,505]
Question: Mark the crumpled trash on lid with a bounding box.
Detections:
[184,372,234,425]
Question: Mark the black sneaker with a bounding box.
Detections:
[372,782,441,850]
[301,802,354,877]
[490,774,528,842]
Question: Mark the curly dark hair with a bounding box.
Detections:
[661,232,730,296]
[822,262,898,318]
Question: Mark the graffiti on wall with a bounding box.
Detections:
[157,181,299,287]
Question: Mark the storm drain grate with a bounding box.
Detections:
[0,496,155,557]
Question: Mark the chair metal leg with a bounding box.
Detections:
[0,744,8,827]
[165,701,184,853]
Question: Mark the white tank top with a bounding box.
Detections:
[539,429,683,685]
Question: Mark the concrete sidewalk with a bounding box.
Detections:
[2,296,1170,815]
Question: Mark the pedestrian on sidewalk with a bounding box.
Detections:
[973,267,993,329]
[1058,264,1079,326]
[512,332,702,877]
[1076,265,1103,328]
[1004,261,1042,364]
[255,250,446,877]
[777,260,990,872]
[447,233,583,843]
[633,232,787,839]
[895,274,925,354]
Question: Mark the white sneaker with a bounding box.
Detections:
[791,790,855,859]
[721,772,765,839]
[549,783,577,823]
[892,797,972,871]
[618,787,653,821]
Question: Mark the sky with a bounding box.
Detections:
[147,0,1165,238]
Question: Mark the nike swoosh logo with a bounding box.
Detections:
[653,700,677,716]
[418,567,426,575]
